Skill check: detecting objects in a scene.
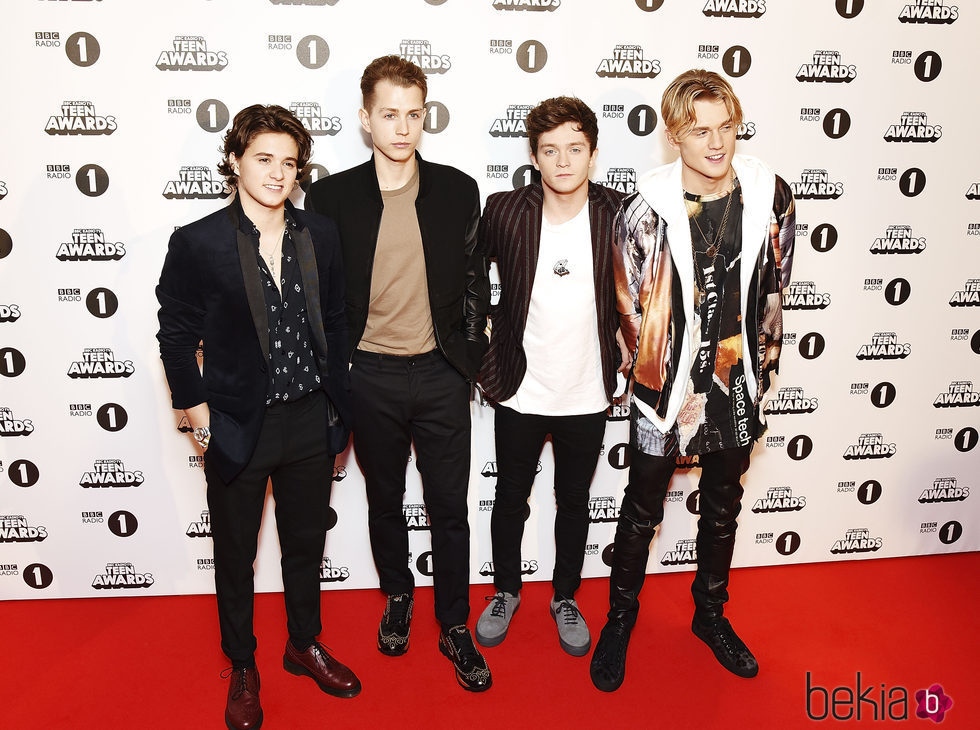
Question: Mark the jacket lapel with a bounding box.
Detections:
[235,227,271,364]
[292,224,330,370]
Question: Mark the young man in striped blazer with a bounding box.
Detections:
[476,97,630,657]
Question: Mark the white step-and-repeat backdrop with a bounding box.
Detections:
[1,0,977,600]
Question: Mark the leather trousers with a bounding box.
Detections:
[607,445,750,627]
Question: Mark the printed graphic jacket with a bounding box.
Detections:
[614,153,796,434]
[305,153,490,382]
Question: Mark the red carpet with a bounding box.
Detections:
[5,552,976,729]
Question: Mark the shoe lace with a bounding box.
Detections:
[715,621,748,656]
[220,666,252,700]
[598,622,629,666]
[448,627,480,665]
[487,593,509,618]
[386,593,411,625]
[556,599,582,626]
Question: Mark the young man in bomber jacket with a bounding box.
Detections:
[590,69,796,691]
[305,55,492,692]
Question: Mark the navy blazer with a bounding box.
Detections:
[156,198,351,483]
[478,182,625,404]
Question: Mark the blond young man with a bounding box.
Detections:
[590,70,796,691]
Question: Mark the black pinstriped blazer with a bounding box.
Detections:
[478,182,625,405]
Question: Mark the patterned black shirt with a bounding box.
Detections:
[251,215,322,406]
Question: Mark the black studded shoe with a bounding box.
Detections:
[377,592,413,656]
[439,625,492,692]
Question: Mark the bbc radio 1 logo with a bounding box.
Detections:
[487,164,510,180]
[919,477,969,504]
[289,102,341,136]
[320,558,350,583]
[921,520,963,547]
[0,515,48,543]
[661,538,697,566]
[702,0,765,17]
[67,348,134,379]
[403,503,430,531]
[856,332,910,360]
[589,496,619,523]
[870,225,925,254]
[934,381,979,408]
[92,562,154,589]
[479,559,539,577]
[57,287,117,318]
[399,39,451,74]
[837,479,884,505]
[830,527,882,555]
[751,487,805,513]
[605,168,636,194]
[45,101,116,136]
[950,279,980,306]
[493,0,560,10]
[763,386,818,416]
[186,510,211,537]
[899,0,958,23]
[596,45,661,79]
[884,112,941,143]
[0,407,34,437]
[489,105,530,137]
[156,36,228,71]
[844,433,896,460]
[163,166,231,200]
[79,459,144,488]
[56,228,125,261]
[796,50,856,83]
[782,281,830,310]
[791,170,843,200]
[0,304,20,323]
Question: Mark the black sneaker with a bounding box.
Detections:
[377,592,413,656]
[692,616,759,678]
[438,625,492,692]
[589,619,632,692]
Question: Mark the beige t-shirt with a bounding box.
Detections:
[358,170,436,355]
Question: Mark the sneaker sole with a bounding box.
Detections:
[474,603,519,648]
[550,605,591,657]
[282,657,362,698]
[438,641,493,692]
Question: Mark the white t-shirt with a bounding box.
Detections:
[500,203,608,416]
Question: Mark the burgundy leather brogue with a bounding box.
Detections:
[283,640,361,698]
[223,665,262,730]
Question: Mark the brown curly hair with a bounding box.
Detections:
[217,104,312,186]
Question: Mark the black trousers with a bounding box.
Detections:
[491,405,607,598]
[608,443,751,626]
[350,349,472,628]
[205,390,334,665]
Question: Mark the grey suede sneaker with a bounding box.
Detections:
[550,597,591,656]
[475,591,520,647]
